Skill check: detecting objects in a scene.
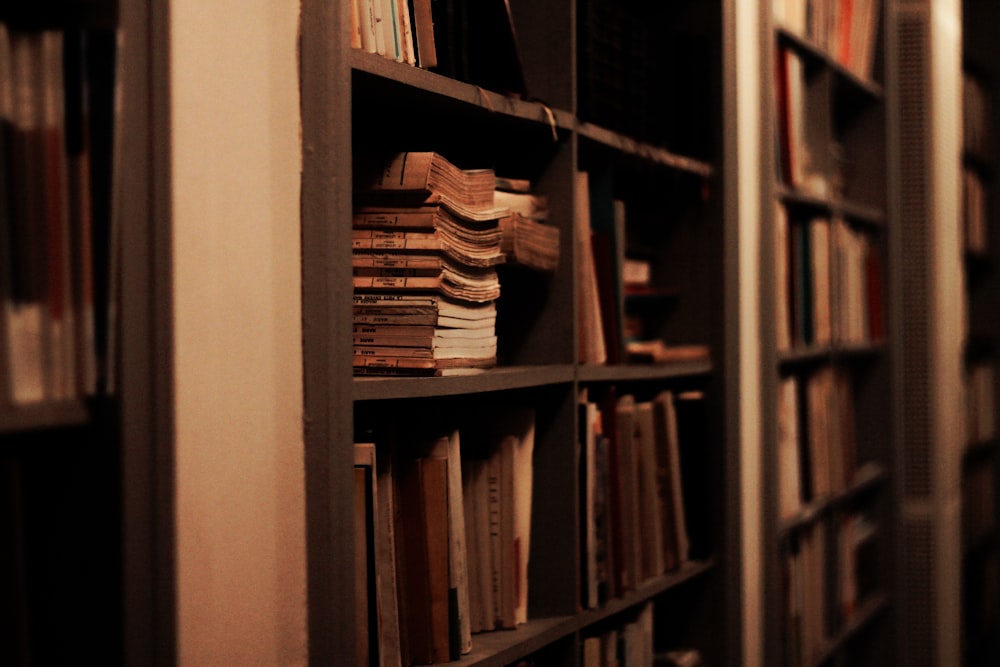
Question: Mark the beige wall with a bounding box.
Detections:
[170,1,307,663]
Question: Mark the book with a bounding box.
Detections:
[652,390,688,570]
[579,390,600,609]
[353,228,504,268]
[493,189,548,221]
[410,0,437,68]
[359,151,502,220]
[354,446,378,666]
[396,452,451,664]
[353,264,501,303]
[633,399,666,580]
[613,394,641,591]
[429,431,472,658]
[587,170,625,364]
[353,354,496,375]
[354,322,496,340]
[810,219,832,346]
[775,201,792,351]
[574,171,607,364]
[359,0,379,54]
[371,443,404,667]
[777,377,803,521]
[461,450,492,633]
[497,212,560,271]
[806,367,834,500]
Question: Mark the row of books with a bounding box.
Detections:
[774,207,885,352]
[1,23,110,406]
[777,367,857,522]
[773,0,882,81]
[349,0,528,98]
[775,46,828,197]
[352,151,558,376]
[578,388,710,610]
[354,407,534,666]
[965,362,996,447]
[575,170,710,367]
[781,513,878,667]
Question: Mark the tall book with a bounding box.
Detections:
[396,453,451,664]
[429,431,473,658]
[354,446,378,666]
[575,171,607,364]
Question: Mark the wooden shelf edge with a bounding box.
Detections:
[576,122,714,178]
[353,365,576,400]
[350,48,574,131]
[578,358,713,384]
[811,592,891,666]
[0,399,92,434]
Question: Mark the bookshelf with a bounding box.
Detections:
[0,0,171,664]
[762,1,895,665]
[961,3,1000,664]
[302,0,740,664]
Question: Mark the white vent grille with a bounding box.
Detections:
[896,13,933,500]
[902,518,936,664]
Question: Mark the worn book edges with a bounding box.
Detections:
[460,406,534,630]
[360,151,502,220]
[494,177,559,272]
[354,152,506,375]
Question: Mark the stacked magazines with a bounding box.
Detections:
[352,152,507,376]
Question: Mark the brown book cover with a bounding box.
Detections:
[397,454,451,664]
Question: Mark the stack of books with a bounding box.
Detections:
[495,176,560,272]
[352,152,507,376]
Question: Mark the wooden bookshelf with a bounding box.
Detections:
[762,1,895,665]
[301,0,740,664]
[960,4,1000,664]
[0,0,171,664]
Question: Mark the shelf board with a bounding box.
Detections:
[350,48,575,131]
[777,341,885,372]
[353,364,576,400]
[811,592,891,666]
[776,28,884,100]
[779,462,888,535]
[576,122,714,178]
[0,399,91,434]
[777,187,885,226]
[578,358,713,384]
[578,559,716,628]
[459,615,578,667]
